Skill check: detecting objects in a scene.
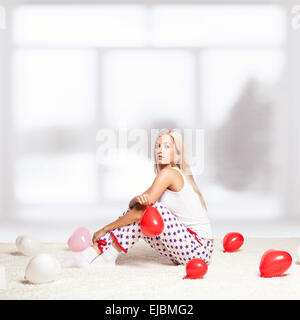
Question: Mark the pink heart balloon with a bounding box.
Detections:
[67,227,92,252]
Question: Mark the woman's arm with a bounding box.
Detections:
[92,206,144,243]
[128,169,173,209]
[102,206,143,233]
[137,168,173,205]
[92,169,173,243]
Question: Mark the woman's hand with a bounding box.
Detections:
[92,228,107,244]
[135,193,152,207]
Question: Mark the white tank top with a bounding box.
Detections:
[158,166,213,239]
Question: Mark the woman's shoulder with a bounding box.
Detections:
[156,167,183,184]
[161,167,186,191]
[170,166,186,181]
[155,167,178,184]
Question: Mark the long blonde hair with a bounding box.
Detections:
[153,128,208,212]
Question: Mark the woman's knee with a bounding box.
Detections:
[131,203,148,221]
[134,203,148,211]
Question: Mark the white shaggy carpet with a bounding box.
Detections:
[1,238,300,300]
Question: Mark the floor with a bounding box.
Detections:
[1,238,300,300]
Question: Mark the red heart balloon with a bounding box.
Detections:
[223,232,244,252]
[183,258,208,280]
[140,204,164,237]
[259,249,292,278]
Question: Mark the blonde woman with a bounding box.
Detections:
[62,129,213,268]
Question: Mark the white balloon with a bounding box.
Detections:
[296,245,300,263]
[16,234,26,247]
[16,234,32,247]
[25,253,61,284]
[16,235,41,256]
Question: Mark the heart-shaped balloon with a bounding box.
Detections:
[223,232,244,252]
[140,204,164,237]
[67,227,92,252]
[183,258,208,280]
[259,249,292,278]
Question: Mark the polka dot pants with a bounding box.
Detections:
[97,201,214,266]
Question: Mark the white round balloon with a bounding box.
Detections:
[16,234,26,247]
[25,253,61,284]
[16,235,41,256]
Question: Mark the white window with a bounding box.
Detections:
[101,50,194,128]
[8,3,286,221]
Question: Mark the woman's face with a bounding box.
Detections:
[154,134,175,165]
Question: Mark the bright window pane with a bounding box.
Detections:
[102,50,195,128]
[199,49,284,219]
[0,6,5,29]
[152,5,285,46]
[101,149,155,201]
[13,5,146,46]
[205,186,281,219]
[13,49,97,129]
[15,153,98,204]
[200,49,284,128]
